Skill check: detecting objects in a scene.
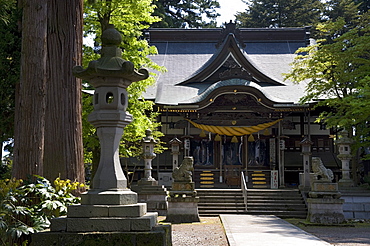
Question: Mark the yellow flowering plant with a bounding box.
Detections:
[0,175,83,245]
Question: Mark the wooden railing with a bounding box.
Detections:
[241,171,248,211]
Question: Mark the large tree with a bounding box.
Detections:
[151,0,220,28]
[236,0,323,28]
[12,0,85,184]
[43,0,85,183]
[12,0,48,179]
[284,13,370,156]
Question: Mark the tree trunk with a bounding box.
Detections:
[43,0,85,185]
[12,1,47,180]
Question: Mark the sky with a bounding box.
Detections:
[217,0,247,26]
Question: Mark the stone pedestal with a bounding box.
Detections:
[166,196,200,223]
[132,182,168,216]
[166,181,200,223]
[307,181,345,224]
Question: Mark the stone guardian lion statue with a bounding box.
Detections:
[312,157,334,182]
[172,156,194,182]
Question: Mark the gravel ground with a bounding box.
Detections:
[298,225,370,246]
[159,217,228,246]
[159,216,370,246]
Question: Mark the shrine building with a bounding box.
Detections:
[142,23,340,189]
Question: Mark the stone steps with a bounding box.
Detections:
[246,189,307,219]
[196,188,307,218]
[196,189,245,216]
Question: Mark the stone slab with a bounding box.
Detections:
[66,217,131,232]
[354,212,370,219]
[171,182,195,191]
[67,203,147,218]
[50,217,67,232]
[312,182,338,192]
[31,224,172,246]
[81,189,137,205]
[50,213,158,233]
[109,203,147,217]
[64,212,158,232]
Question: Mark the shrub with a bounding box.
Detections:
[0,175,84,245]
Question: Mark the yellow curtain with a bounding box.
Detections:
[186,118,282,136]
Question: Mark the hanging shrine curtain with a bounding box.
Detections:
[186,118,282,136]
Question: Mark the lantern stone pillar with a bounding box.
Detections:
[139,129,157,185]
[299,137,313,191]
[169,137,182,170]
[32,25,171,245]
[336,130,355,187]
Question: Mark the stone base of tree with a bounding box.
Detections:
[30,225,172,246]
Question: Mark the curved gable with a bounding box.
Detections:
[178,33,284,86]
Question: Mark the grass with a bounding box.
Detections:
[284,218,370,229]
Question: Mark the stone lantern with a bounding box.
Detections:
[169,137,182,170]
[132,130,168,216]
[336,129,355,187]
[300,137,313,191]
[34,25,171,245]
[139,129,157,185]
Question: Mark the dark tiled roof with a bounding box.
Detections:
[144,26,310,105]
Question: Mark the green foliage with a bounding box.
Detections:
[236,0,323,28]
[0,0,16,25]
[284,13,370,157]
[82,0,166,165]
[324,0,362,23]
[152,0,220,28]
[0,2,21,144]
[0,176,83,245]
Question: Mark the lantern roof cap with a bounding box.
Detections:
[73,25,149,83]
[142,129,157,144]
[336,129,353,144]
[300,137,313,145]
[169,137,182,145]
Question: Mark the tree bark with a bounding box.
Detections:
[43,0,85,185]
[12,0,47,180]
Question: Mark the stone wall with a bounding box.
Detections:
[342,196,370,220]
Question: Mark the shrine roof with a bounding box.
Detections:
[143,25,311,106]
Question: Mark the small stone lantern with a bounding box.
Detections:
[300,137,313,190]
[169,137,182,170]
[336,129,354,187]
[139,129,157,185]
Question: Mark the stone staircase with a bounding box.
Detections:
[246,189,307,219]
[196,189,245,216]
[196,189,307,218]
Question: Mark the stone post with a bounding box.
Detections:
[31,25,171,245]
[169,137,182,170]
[336,130,355,187]
[299,137,313,191]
